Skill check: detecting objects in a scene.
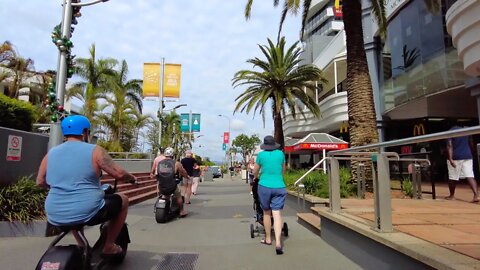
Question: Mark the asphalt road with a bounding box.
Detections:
[0,175,362,270]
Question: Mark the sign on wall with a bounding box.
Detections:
[6,135,22,161]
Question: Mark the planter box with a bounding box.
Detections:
[0,220,47,237]
[446,0,480,76]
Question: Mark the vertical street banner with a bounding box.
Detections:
[163,63,181,98]
[180,113,190,132]
[223,132,230,144]
[143,63,161,97]
[222,143,227,151]
[191,114,201,132]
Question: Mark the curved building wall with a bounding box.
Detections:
[379,0,470,116]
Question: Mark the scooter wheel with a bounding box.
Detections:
[250,223,255,238]
[155,208,168,223]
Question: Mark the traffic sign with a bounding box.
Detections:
[6,135,22,161]
[222,143,227,151]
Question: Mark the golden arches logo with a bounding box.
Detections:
[334,0,343,18]
[413,124,425,136]
[340,121,349,134]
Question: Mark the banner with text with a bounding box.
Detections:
[143,63,161,97]
[163,63,182,98]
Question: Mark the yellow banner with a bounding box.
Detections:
[163,63,181,98]
[143,63,161,97]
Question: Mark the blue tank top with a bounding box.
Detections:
[45,141,105,226]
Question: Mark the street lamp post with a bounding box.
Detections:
[218,114,231,165]
[158,103,187,151]
[48,0,111,149]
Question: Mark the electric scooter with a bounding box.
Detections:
[154,178,182,223]
[36,181,131,270]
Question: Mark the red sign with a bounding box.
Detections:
[6,135,22,161]
[292,143,348,151]
[223,132,230,144]
[334,0,342,18]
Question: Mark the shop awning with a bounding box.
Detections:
[285,133,348,154]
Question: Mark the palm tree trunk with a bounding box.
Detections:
[273,111,285,150]
[343,0,379,185]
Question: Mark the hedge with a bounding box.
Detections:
[0,94,37,131]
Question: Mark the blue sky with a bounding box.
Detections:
[0,0,301,162]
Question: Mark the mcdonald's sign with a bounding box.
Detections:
[413,123,426,136]
[340,121,349,134]
[334,0,343,18]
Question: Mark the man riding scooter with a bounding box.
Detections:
[36,115,137,258]
[155,147,190,217]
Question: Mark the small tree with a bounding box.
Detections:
[232,134,261,162]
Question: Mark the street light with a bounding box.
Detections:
[218,114,231,165]
[48,0,111,149]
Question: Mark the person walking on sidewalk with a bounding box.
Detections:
[445,125,479,203]
[181,150,196,204]
[247,159,255,195]
[191,162,201,195]
[253,135,286,255]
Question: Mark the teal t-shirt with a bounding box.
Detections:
[256,149,286,188]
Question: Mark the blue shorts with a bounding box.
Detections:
[257,184,287,211]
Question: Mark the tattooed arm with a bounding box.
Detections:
[175,161,190,179]
[94,146,137,183]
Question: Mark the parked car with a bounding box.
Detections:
[208,166,222,178]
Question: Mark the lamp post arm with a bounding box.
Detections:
[72,0,109,7]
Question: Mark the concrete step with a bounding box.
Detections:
[116,179,156,192]
[119,184,157,199]
[297,212,321,236]
[129,190,158,205]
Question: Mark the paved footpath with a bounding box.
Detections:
[0,175,362,270]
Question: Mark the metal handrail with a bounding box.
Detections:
[294,157,327,187]
[328,125,480,155]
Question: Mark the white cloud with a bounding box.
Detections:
[0,0,302,162]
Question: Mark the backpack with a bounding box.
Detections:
[156,159,177,195]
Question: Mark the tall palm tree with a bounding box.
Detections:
[245,0,440,149]
[232,37,325,149]
[66,44,116,139]
[100,59,143,144]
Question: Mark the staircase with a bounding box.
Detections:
[100,172,158,205]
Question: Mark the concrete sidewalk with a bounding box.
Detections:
[337,181,480,264]
[0,175,362,270]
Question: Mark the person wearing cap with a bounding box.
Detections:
[253,135,286,255]
[180,150,196,204]
[36,115,137,257]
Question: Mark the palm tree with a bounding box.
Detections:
[244,0,440,149]
[232,37,325,149]
[100,59,143,144]
[66,44,116,139]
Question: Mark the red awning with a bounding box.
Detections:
[285,133,348,154]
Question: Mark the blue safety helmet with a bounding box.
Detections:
[61,115,91,136]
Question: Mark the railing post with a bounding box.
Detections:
[412,163,422,199]
[328,158,341,213]
[372,153,392,232]
[357,163,366,199]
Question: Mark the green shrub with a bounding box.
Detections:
[284,167,355,198]
[0,94,37,131]
[402,177,414,198]
[0,176,47,223]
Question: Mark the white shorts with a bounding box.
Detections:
[447,159,474,180]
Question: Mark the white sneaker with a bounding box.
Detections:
[250,191,253,195]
